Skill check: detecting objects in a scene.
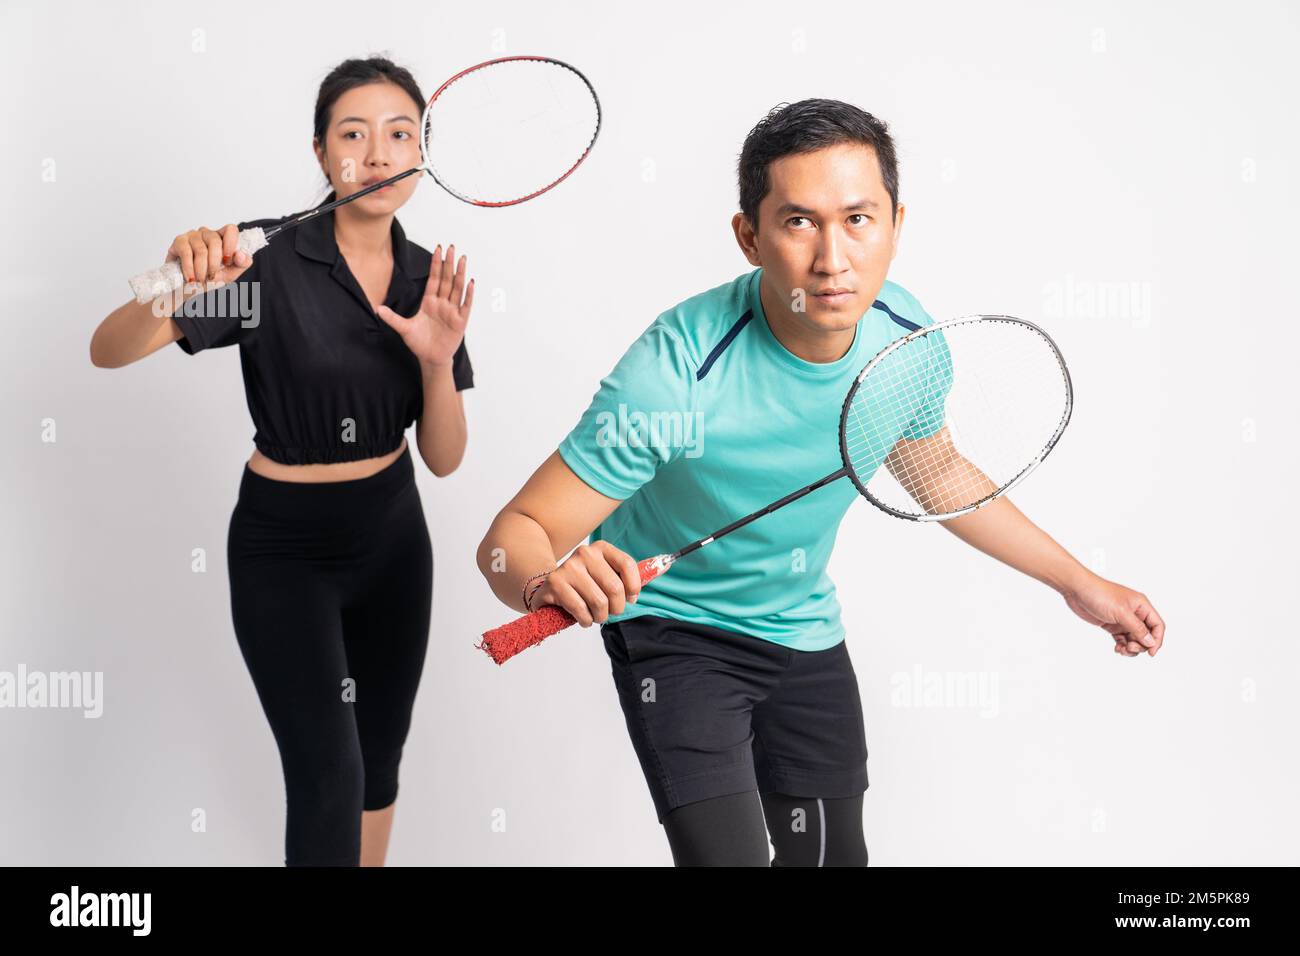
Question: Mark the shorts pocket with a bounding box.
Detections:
[600,621,634,666]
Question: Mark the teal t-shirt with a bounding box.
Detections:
[556,267,946,651]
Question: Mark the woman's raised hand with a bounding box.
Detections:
[375,244,474,368]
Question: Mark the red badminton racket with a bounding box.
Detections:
[128,55,601,302]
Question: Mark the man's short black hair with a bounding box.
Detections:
[738,98,899,228]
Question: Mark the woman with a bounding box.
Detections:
[89,57,475,866]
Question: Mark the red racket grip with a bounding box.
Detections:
[476,554,673,665]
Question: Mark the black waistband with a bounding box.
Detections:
[236,444,415,521]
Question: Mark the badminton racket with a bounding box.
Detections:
[478,315,1072,664]
[128,55,601,302]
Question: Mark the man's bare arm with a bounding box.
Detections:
[885,433,1166,657]
[476,451,643,625]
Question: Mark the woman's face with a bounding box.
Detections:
[315,81,424,214]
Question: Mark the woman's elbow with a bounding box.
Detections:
[89,335,119,369]
[429,454,463,478]
[427,438,468,477]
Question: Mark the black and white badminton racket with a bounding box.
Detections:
[479,315,1073,663]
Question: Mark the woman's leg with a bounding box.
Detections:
[341,482,434,866]
[228,539,365,866]
[360,803,396,867]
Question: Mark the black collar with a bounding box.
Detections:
[293,190,431,282]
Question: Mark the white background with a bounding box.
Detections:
[2,0,1296,865]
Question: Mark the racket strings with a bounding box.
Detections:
[424,58,600,205]
[843,319,1070,518]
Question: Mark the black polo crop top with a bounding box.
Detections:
[171,192,473,465]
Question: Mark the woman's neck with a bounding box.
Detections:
[333,204,394,260]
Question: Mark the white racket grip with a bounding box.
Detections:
[128,227,269,304]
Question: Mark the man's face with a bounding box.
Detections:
[734,142,904,334]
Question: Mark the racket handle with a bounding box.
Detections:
[476,554,675,665]
[127,227,269,304]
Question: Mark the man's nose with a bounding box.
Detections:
[814,226,849,273]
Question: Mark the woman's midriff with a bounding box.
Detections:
[246,436,408,483]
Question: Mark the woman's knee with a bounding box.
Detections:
[282,753,366,865]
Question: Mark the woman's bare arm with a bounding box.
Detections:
[90,225,251,368]
[89,291,189,368]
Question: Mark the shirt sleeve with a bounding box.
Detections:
[173,220,266,355]
[900,330,954,440]
[556,325,698,500]
[451,337,473,390]
[897,292,954,441]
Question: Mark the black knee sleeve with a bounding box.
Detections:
[760,791,868,866]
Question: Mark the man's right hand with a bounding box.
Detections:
[531,541,642,627]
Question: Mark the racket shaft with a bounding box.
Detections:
[675,467,846,559]
[126,165,422,305]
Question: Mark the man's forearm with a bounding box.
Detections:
[939,495,1095,597]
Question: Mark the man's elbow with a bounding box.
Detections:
[475,521,505,580]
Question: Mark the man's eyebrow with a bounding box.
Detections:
[335,115,417,126]
[774,199,881,216]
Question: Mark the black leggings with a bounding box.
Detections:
[663,791,868,866]
[226,445,433,866]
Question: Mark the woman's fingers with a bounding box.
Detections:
[203,230,224,281]
[426,245,446,300]
[374,304,410,336]
[219,223,239,265]
[449,254,467,307]
[440,244,456,299]
[170,226,244,286]
[188,234,210,286]
[170,235,195,285]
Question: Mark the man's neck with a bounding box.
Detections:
[758,274,857,364]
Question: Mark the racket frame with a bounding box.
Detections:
[253,57,602,241]
[420,55,603,207]
[839,314,1074,522]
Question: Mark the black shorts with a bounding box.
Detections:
[600,614,869,822]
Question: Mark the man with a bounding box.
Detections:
[476,99,1166,866]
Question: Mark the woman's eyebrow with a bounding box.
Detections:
[335,115,418,126]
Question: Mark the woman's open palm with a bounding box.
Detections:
[375,244,474,367]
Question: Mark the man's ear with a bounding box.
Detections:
[889,202,906,260]
[732,212,762,266]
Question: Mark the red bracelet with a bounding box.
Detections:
[522,569,555,612]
